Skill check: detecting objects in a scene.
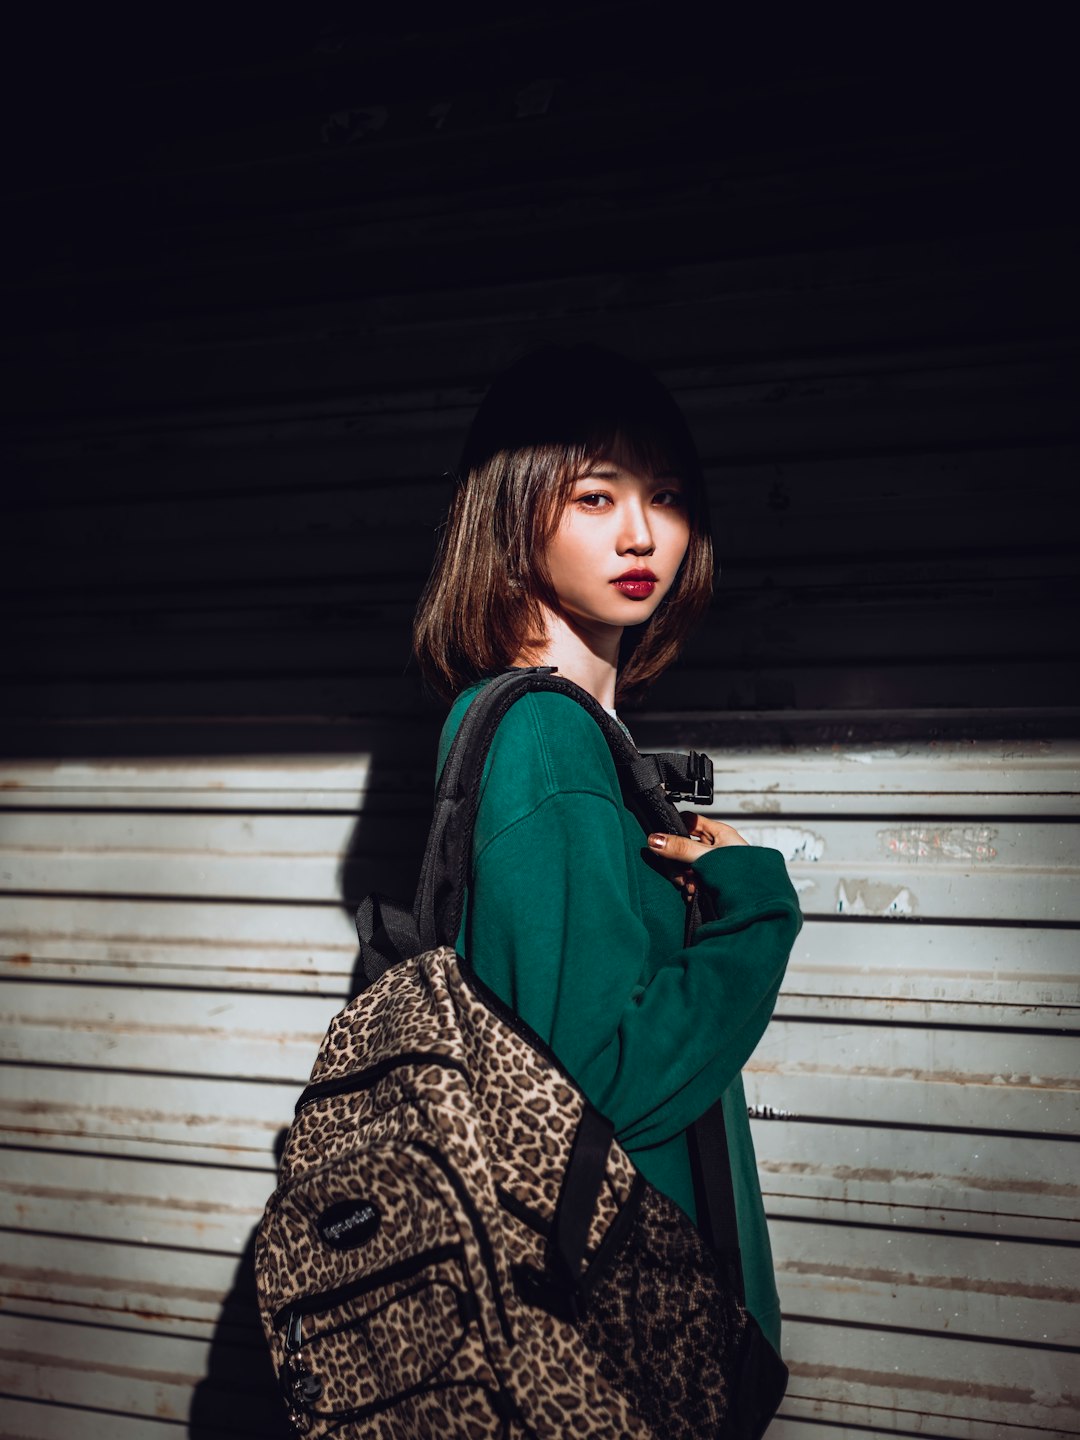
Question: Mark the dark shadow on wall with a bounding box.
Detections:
[187,1217,295,1440]
[187,708,440,1439]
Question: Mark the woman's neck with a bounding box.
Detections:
[513,607,620,710]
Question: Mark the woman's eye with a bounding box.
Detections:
[576,492,613,509]
[654,489,686,507]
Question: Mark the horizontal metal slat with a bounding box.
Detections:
[755,1120,1077,1241]
[0,892,356,948]
[0,1311,283,1436]
[9,593,1077,689]
[779,921,1079,1024]
[3,811,1077,920]
[0,1398,192,1440]
[6,655,1079,721]
[779,1317,1075,1435]
[771,1401,1059,1440]
[746,1022,1076,1134]
[2,990,1073,1135]
[0,1066,291,1164]
[3,735,1077,811]
[770,1216,1076,1347]
[2,916,1075,1027]
[1,1232,234,1329]
[0,984,337,1081]
[0,1149,270,1254]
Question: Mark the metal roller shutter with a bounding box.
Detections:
[1,740,1076,1436]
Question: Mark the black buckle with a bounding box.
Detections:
[511,1262,582,1324]
[666,751,714,805]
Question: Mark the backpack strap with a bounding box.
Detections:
[410,666,743,1287]
[354,893,420,988]
[413,666,710,950]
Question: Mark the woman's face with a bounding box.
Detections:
[540,449,692,635]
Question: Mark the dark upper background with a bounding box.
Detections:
[3,7,1078,764]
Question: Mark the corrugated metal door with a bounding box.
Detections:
[2,739,1076,1436]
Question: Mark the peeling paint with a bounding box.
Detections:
[840,747,909,765]
[743,825,825,863]
[836,880,916,916]
[878,824,998,863]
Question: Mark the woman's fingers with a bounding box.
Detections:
[648,817,749,862]
[647,833,712,863]
[685,814,749,847]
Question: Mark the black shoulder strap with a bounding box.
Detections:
[414,666,704,951]
[408,666,743,1281]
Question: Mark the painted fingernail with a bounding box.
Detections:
[648,834,667,850]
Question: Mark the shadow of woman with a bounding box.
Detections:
[187,1192,295,1440]
[187,705,441,1438]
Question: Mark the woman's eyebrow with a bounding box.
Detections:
[578,466,683,482]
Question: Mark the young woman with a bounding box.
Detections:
[412,344,803,1359]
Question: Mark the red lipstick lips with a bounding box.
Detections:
[611,567,658,600]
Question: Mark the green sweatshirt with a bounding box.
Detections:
[436,679,803,1353]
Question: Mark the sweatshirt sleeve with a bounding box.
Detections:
[464,781,803,1152]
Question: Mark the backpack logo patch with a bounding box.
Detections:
[316,1198,381,1250]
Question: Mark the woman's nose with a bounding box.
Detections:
[619,502,655,554]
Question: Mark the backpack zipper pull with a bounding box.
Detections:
[285,1309,304,1354]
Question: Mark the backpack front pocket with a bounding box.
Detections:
[275,1244,504,1435]
[258,1113,518,1437]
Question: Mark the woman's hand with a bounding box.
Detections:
[647,813,749,897]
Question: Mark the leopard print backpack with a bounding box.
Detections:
[254,668,788,1438]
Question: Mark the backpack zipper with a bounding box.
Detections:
[410,1140,514,1345]
[274,1242,464,1332]
[294,1050,468,1115]
[280,1274,478,1428]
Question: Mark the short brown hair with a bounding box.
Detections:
[412,345,714,704]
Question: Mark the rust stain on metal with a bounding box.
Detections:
[878,824,999,863]
[787,1362,1033,1404]
[0,1344,191,1394]
[777,1258,1076,1303]
[7,1012,327,1048]
[749,1056,1072,1088]
[0,1178,260,1219]
[6,953,32,966]
[793,1164,1076,1199]
[3,1097,286,1139]
[761,1161,1078,1199]
[3,1262,221,1305]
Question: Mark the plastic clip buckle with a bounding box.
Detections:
[511,1262,582,1324]
[666,751,713,805]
